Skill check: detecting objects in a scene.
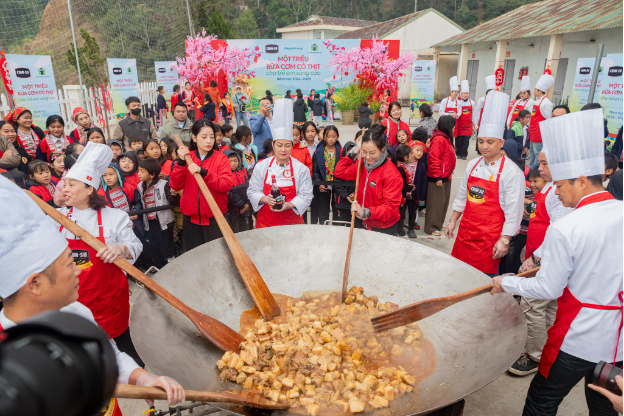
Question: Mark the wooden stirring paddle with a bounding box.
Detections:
[26,190,244,352]
[371,267,541,333]
[342,128,365,302]
[173,135,280,321]
[114,384,289,409]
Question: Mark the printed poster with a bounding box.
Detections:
[107,58,140,120]
[596,53,623,141]
[5,54,61,128]
[409,60,436,119]
[154,61,179,102]
[569,57,604,113]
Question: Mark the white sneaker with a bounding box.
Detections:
[432,230,442,236]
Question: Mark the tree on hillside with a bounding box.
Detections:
[233,10,259,39]
[206,10,234,39]
[286,0,325,23]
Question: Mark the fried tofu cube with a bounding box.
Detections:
[348,398,366,413]
[307,404,321,416]
[282,377,294,389]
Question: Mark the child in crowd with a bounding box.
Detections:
[65,142,84,155]
[1,169,28,189]
[170,85,181,113]
[37,115,78,162]
[214,124,230,152]
[69,107,95,144]
[160,137,173,157]
[258,138,273,161]
[49,152,65,180]
[312,93,323,125]
[313,125,341,226]
[135,158,178,268]
[53,153,79,207]
[318,126,326,143]
[200,93,216,122]
[291,125,313,176]
[98,163,135,212]
[224,149,252,233]
[118,151,140,188]
[128,137,144,152]
[333,130,362,224]
[302,121,318,159]
[393,129,410,152]
[412,126,429,150]
[144,138,171,178]
[136,147,146,161]
[222,124,234,145]
[221,92,234,125]
[233,126,258,170]
[396,145,417,237]
[87,127,106,144]
[409,142,427,228]
[108,139,125,160]
[27,160,57,205]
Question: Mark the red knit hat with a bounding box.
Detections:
[72,107,89,122]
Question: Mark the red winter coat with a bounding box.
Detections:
[124,172,140,189]
[29,181,57,203]
[427,130,457,181]
[381,118,412,148]
[334,154,402,230]
[291,142,313,177]
[97,182,136,208]
[170,149,235,225]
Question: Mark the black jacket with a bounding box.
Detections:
[311,98,323,116]
[223,149,251,218]
[200,101,216,120]
[312,140,342,184]
[293,98,308,123]
[358,106,373,128]
[334,141,356,210]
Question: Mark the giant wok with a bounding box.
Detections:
[130,225,526,415]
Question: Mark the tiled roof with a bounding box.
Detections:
[283,15,377,29]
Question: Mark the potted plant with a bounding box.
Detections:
[334,82,371,125]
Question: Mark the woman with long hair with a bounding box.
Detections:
[3,107,45,160]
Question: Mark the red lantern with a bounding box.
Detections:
[344,72,349,76]
[495,67,504,87]
[544,65,552,75]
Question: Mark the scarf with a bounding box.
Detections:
[388,117,401,130]
[16,128,39,158]
[364,148,387,173]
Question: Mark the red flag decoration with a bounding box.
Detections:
[0,49,14,95]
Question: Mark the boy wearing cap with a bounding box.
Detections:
[491,108,623,416]
[528,74,555,168]
[455,80,475,160]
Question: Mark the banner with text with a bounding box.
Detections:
[226,39,359,109]
[107,58,140,119]
[5,54,61,128]
[409,60,436,119]
[596,53,623,141]
[569,57,604,113]
[154,61,179,102]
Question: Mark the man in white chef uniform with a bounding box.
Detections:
[438,76,460,118]
[491,108,623,416]
[0,177,186,413]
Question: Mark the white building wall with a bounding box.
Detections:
[282,30,314,39]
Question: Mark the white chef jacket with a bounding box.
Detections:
[505,98,535,129]
[247,156,313,216]
[473,96,485,127]
[502,194,623,363]
[533,95,553,120]
[452,155,525,236]
[52,206,142,263]
[438,97,459,117]
[533,181,574,258]
[0,302,140,383]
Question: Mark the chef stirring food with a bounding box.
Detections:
[217,287,435,415]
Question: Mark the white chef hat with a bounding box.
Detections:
[535,74,554,92]
[65,142,113,190]
[520,75,531,91]
[272,98,293,142]
[540,108,605,180]
[485,75,496,91]
[0,177,69,298]
[460,80,470,94]
[478,90,510,140]
[449,76,459,92]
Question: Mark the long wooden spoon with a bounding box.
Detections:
[173,135,280,321]
[26,190,244,352]
[114,384,288,409]
[342,128,365,302]
[371,267,541,332]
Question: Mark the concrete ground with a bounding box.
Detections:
[120,109,587,415]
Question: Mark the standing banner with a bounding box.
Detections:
[409,60,436,119]
[569,57,604,112]
[107,58,140,120]
[5,54,61,128]
[596,53,623,141]
[154,61,179,102]
[226,39,359,110]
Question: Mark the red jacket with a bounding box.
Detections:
[29,182,56,203]
[97,182,136,208]
[381,118,412,147]
[427,130,456,181]
[291,142,313,177]
[335,154,402,230]
[161,159,173,177]
[124,172,140,189]
[170,93,181,114]
[170,149,235,225]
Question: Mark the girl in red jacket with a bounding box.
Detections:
[424,115,457,235]
[170,119,235,251]
[27,159,58,206]
[334,124,402,234]
[144,138,172,179]
[381,102,411,147]
[98,163,135,213]
[36,115,79,162]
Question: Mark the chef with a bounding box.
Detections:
[0,177,185,413]
[473,75,496,131]
[438,76,460,118]
[247,98,313,228]
[491,108,623,416]
[505,75,534,130]
[445,90,525,276]
[56,142,144,367]
[528,73,554,168]
[455,80,475,160]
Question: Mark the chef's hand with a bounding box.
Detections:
[436,180,443,187]
[490,275,506,295]
[319,185,328,193]
[262,194,277,206]
[96,243,130,263]
[177,145,189,159]
[136,371,186,406]
[492,238,509,259]
[445,218,457,239]
[589,376,623,413]
[347,193,355,203]
[187,163,201,175]
[519,256,538,273]
[271,201,294,212]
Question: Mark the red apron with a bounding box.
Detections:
[507,99,530,128]
[506,99,517,124]
[60,209,130,339]
[529,96,547,143]
[455,102,473,136]
[525,184,552,260]
[445,99,458,118]
[451,155,506,274]
[256,157,304,229]
[538,192,622,378]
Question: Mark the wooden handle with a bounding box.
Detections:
[446,266,542,302]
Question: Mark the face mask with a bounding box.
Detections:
[130,108,142,116]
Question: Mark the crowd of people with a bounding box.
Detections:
[0,70,622,415]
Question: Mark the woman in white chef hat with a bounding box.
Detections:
[56,142,144,367]
[506,75,534,131]
[0,176,185,410]
[439,76,460,118]
[446,90,525,276]
[247,98,313,228]
[492,108,623,416]
[527,73,555,168]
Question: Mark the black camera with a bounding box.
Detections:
[0,311,118,416]
[593,361,623,395]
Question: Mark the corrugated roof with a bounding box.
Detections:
[436,0,623,47]
[283,15,377,29]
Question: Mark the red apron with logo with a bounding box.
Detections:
[451,156,506,274]
[256,157,304,229]
[525,185,552,260]
[455,102,473,136]
[529,96,547,143]
[507,99,530,128]
[60,209,130,339]
[538,192,622,378]
[445,99,458,119]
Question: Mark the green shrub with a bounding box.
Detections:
[335,82,373,111]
